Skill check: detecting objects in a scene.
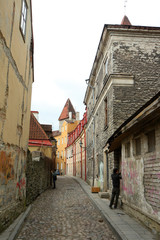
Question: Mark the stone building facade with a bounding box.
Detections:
[84,18,160,189]
[0,0,34,232]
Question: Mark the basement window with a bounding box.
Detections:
[20,0,27,39]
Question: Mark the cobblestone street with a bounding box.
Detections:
[16,176,117,240]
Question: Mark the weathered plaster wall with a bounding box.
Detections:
[121,120,160,232]
[0,0,33,232]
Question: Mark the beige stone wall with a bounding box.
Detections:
[0,0,33,232]
[66,145,73,176]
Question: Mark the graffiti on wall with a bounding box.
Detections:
[0,151,14,184]
[121,160,139,196]
[16,177,26,198]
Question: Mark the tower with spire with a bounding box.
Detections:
[58,98,79,131]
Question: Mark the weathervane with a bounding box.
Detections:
[124,0,128,14]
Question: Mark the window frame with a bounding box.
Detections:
[104,98,108,127]
[134,137,141,156]
[147,130,155,153]
[125,141,130,158]
[20,0,28,40]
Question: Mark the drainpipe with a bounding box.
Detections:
[84,129,86,181]
[81,137,82,178]
[85,79,95,186]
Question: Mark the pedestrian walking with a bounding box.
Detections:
[109,168,122,209]
[51,169,57,189]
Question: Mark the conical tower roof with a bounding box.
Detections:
[121,15,131,25]
[58,98,76,121]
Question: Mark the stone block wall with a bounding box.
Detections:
[85,26,160,189]
[26,151,52,205]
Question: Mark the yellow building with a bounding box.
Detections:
[54,120,79,175]
[0,0,34,232]
[53,99,79,175]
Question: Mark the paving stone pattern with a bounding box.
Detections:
[16,176,117,240]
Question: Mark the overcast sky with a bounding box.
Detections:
[31,0,160,130]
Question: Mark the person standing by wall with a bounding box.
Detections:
[51,170,57,189]
[109,168,122,209]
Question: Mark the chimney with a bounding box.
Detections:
[76,112,79,121]
[32,111,39,121]
[69,112,72,120]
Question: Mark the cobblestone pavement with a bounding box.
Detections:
[16,176,117,240]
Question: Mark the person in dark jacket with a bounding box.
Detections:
[109,168,122,209]
[51,169,57,189]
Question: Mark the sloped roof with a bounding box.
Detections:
[121,15,131,25]
[52,130,61,137]
[107,91,160,152]
[29,112,49,140]
[58,98,76,121]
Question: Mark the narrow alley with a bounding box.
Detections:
[15,177,117,240]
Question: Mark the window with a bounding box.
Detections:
[104,58,108,75]
[58,139,60,145]
[147,130,155,152]
[65,136,67,143]
[61,163,63,170]
[135,137,141,156]
[125,142,130,158]
[105,98,108,126]
[61,151,63,158]
[20,0,27,38]
[62,138,63,144]
[57,151,59,158]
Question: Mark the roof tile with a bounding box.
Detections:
[29,112,49,140]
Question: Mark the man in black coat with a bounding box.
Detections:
[51,169,57,189]
[109,168,122,209]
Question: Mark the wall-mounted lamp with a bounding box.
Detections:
[85,79,95,89]
[85,79,89,84]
